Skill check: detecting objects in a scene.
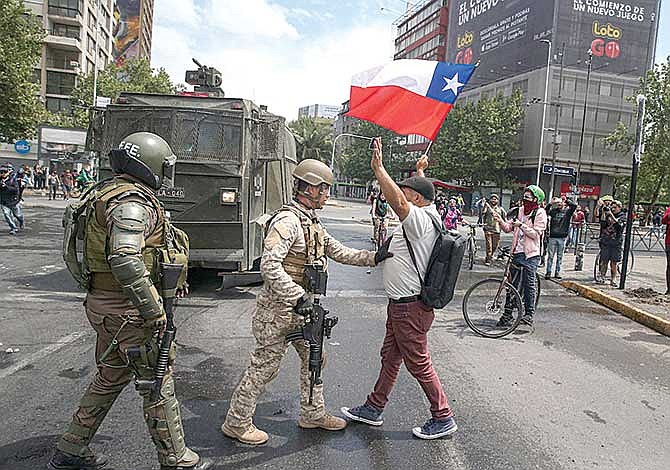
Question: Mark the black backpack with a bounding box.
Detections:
[403,213,466,309]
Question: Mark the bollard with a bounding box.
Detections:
[575,242,585,271]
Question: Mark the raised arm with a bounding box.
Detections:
[371,137,411,221]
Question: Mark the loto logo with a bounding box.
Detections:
[457,31,474,49]
[591,21,622,59]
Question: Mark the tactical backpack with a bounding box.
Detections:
[403,213,466,309]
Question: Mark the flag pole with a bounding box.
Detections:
[425,140,434,155]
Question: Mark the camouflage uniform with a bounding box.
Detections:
[224,201,375,431]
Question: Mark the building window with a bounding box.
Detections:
[610,84,623,98]
[88,9,95,30]
[562,77,576,94]
[87,34,95,54]
[86,58,95,73]
[46,71,76,95]
[31,69,41,84]
[48,0,82,18]
[46,97,71,113]
[46,51,79,70]
[512,79,528,95]
[51,23,80,39]
[600,83,611,96]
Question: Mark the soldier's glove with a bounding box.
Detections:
[374,237,395,265]
[143,311,167,332]
[294,294,314,317]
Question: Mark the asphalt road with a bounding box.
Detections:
[0,205,669,470]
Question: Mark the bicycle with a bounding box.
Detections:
[375,216,388,250]
[462,245,541,338]
[592,244,634,282]
[465,223,480,270]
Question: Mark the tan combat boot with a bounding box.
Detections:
[298,413,347,431]
[160,447,211,469]
[221,422,269,445]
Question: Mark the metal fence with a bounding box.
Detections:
[579,223,665,252]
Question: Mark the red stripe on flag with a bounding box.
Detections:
[347,85,453,140]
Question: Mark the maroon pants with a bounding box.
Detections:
[366,300,453,420]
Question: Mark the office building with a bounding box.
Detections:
[24,0,117,114]
[298,104,341,120]
[113,0,154,64]
[446,0,661,207]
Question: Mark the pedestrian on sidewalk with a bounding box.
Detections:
[567,205,585,248]
[342,143,458,441]
[662,206,670,295]
[61,170,73,199]
[492,185,547,326]
[481,194,506,265]
[596,199,626,286]
[545,196,577,280]
[442,197,463,230]
[0,165,25,235]
[48,172,61,200]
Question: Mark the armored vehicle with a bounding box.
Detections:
[88,92,297,286]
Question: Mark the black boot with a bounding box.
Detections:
[47,450,107,469]
[160,459,213,470]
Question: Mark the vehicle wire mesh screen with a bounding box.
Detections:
[256,116,285,160]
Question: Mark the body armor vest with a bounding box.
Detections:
[270,203,326,289]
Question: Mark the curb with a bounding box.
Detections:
[561,280,670,337]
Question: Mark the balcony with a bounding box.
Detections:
[47,6,82,26]
[45,34,81,52]
[45,56,79,72]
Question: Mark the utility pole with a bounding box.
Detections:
[536,39,552,185]
[548,43,566,202]
[574,49,593,195]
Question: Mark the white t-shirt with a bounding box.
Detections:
[382,204,440,300]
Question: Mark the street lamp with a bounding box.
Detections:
[535,39,552,186]
[330,132,374,170]
[575,49,594,194]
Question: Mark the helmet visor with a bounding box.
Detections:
[162,153,177,189]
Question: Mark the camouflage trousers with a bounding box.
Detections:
[224,306,326,431]
[57,290,187,467]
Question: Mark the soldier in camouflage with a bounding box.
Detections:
[222,159,393,445]
[49,133,209,470]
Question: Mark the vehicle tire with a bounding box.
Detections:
[462,278,524,338]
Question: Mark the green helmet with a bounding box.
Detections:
[293,159,334,186]
[110,132,177,189]
[526,184,546,203]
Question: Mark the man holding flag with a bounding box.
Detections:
[341,60,475,439]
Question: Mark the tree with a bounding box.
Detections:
[62,58,180,128]
[288,117,333,162]
[0,0,45,141]
[431,90,525,192]
[604,57,670,219]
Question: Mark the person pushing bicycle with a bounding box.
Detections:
[491,185,547,327]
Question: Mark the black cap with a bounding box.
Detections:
[398,176,435,201]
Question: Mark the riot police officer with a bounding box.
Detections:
[49,132,208,470]
[221,159,392,445]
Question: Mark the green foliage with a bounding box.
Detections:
[338,121,413,182]
[61,58,179,128]
[0,0,45,141]
[431,90,525,190]
[604,57,670,214]
[288,117,333,162]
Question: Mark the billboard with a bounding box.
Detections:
[555,0,659,78]
[113,0,141,65]
[447,0,555,87]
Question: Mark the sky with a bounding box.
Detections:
[151,0,670,121]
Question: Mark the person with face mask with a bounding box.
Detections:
[342,140,458,441]
[491,185,548,327]
[596,199,627,286]
[481,194,506,265]
[222,159,393,446]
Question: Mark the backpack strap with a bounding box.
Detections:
[401,211,444,287]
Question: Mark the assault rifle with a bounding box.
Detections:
[285,264,337,404]
[134,262,183,399]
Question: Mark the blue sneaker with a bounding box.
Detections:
[412,416,458,440]
[341,403,383,426]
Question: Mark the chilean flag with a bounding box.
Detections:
[347,60,476,140]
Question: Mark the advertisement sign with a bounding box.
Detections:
[113,0,141,65]
[560,182,601,198]
[554,0,658,77]
[447,0,555,86]
[14,140,31,155]
[38,127,88,162]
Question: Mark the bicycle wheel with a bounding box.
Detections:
[467,239,475,270]
[462,278,524,338]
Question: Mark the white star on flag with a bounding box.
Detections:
[442,73,465,96]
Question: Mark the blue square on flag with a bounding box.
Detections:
[426,63,476,104]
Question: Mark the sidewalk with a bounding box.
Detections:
[555,249,670,336]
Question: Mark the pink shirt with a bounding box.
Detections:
[499,207,548,259]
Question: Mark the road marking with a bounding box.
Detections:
[0,331,87,380]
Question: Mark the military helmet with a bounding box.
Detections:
[293,159,334,187]
[109,132,177,189]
